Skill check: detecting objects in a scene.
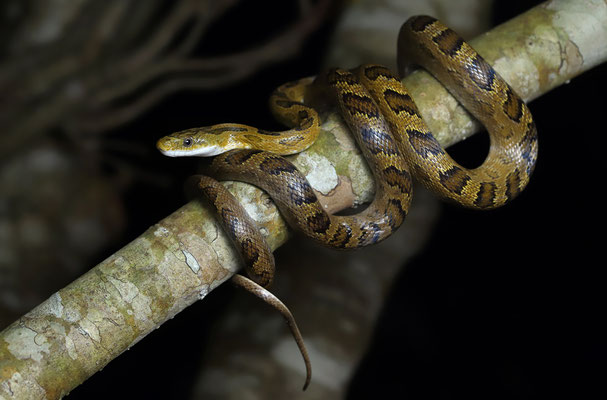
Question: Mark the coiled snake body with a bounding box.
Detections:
[157,16,538,389]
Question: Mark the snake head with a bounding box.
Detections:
[156,127,224,157]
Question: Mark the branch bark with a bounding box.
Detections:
[1,1,606,398]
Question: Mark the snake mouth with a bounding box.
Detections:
[156,139,224,157]
[156,138,170,152]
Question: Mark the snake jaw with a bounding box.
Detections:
[156,135,225,157]
[159,145,224,157]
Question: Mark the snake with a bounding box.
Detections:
[157,16,538,390]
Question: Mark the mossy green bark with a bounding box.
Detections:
[1,1,606,398]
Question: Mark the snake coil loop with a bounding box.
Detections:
[157,16,538,390]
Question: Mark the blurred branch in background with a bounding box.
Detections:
[0,0,331,157]
[0,0,334,326]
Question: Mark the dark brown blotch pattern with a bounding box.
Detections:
[519,121,538,173]
[432,28,464,56]
[297,117,314,130]
[207,126,248,135]
[474,182,497,209]
[341,92,380,119]
[386,198,408,227]
[360,127,398,156]
[306,212,331,234]
[220,207,243,242]
[287,178,317,206]
[327,224,353,248]
[505,169,522,200]
[383,89,421,118]
[327,68,359,86]
[503,87,524,123]
[239,237,261,268]
[439,166,471,195]
[465,55,496,91]
[382,165,412,195]
[258,155,298,175]
[406,128,444,158]
[275,99,301,109]
[257,129,281,136]
[200,183,220,204]
[223,149,263,165]
[409,15,436,32]
[364,65,399,82]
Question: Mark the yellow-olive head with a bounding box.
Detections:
[156,128,224,157]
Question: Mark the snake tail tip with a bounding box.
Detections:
[302,368,312,391]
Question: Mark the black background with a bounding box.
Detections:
[67,1,606,398]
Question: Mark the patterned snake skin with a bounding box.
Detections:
[157,16,538,390]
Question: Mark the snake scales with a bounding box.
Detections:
[157,16,538,389]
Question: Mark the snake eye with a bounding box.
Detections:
[183,138,193,147]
